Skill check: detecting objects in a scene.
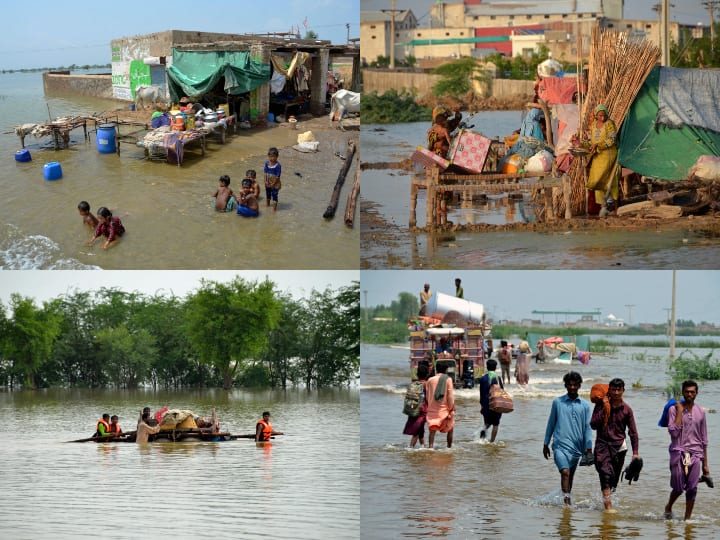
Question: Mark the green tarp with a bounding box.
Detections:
[166,49,270,102]
[618,66,720,181]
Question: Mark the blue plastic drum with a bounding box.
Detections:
[267,112,275,123]
[14,149,32,162]
[43,162,63,180]
[96,124,117,154]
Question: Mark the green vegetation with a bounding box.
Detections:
[361,89,432,123]
[666,350,720,397]
[0,63,110,74]
[0,279,359,390]
[431,57,491,98]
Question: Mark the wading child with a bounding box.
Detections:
[263,147,282,211]
[78,201,99,229]
[212,175,236,212]
[86,207,125,250]
[236,179,260,217]
[245,169,261,199]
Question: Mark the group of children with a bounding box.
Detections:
[78,201,125,250]
[212,147,282,217]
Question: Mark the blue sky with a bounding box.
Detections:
[0,0,360,70]
[0,270,359,306]
[361,0,710,27]
[360,271,720,325]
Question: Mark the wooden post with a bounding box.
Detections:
[409,181,418,228]
[343,166,360,227]
[426,166,438,229]
[563,173,572,220]
[323,140,356,219]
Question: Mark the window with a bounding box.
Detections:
[607,23,614,28]
[544,15,550,19]
[509,15,515,20]
[445,32,450,36]
[645,24,652,29]
[371,36,376,39]
[626,24,632,29]
[460,32,464,36]
[526,15,532,20]
[370,25,376,29]
[417,33,422,37]
[562,14,567,18]
[490,15,496,20]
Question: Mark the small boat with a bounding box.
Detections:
[67,429,264,443]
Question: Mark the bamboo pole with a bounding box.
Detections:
[344,164,361,227]
[323,140,356,219]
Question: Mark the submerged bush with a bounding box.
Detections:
[665,350,720,397]
[361,90,431,124]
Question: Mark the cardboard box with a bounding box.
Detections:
[447,130,492,174]
[411,146,450,170]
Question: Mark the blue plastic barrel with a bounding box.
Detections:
[96,124,117,154]
[14,149,32,162]
[267,112,275,123]
[43,162,63,180]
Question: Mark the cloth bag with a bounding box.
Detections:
[489,385,514,413]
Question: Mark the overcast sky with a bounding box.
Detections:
[0,0,360,71]
[360,271,720,325]
[361,0,710,27]
[0,270,358,307]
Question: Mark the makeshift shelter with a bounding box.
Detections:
[166,49,271,102]
[618,66,720,181]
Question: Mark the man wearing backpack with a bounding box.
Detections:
[403,363,429,448]
[498,340,512,385]
[479,358,504,443]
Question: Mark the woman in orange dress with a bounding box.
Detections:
[425,363,456,448]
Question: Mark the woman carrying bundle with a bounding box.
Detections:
[586,104,621,217]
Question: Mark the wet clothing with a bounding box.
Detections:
[479,371,503,426]
[109,422,122,434]
[544,394,593,472]
[515,352,530,385]
[256,419,274,441]
[96,419,110,437]
[403,381,428,440]
[93,217,125,243]
[591,401,639,490]
[136,420,161,443]
[425,373,455,433]
[668,404,708,500]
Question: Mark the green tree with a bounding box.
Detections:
[391,292,418,322]
[263,295,306,388]
[431,57,491,98]
[3,294,62,389]
[184,277,282,390]
[94,325,156,388]
[304,30,318,40]
[294,283,359,387]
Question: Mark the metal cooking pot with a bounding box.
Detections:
[203,113,219,122]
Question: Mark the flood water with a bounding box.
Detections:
[0,387,359,539]
[360,117,720,269]
[361,343,720,539]
[0,71,358,269]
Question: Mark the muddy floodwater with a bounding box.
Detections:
[360,115,720,269]
[0,71,358,269]
[361,343,720,539]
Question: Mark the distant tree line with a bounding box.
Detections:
[0,278,359,391]
[0,63,111,75]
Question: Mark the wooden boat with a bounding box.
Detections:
[67,429,271,443]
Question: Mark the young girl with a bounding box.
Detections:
[86,207,125,249]
[263,147,282,211]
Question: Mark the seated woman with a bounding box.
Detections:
[427,116,451,157]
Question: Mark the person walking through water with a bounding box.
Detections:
[426,363,455,449]
[515,340,532,386]
[498,340,512,385]
[543,371,593,505]
[590,378,640,512]
[419,283,432,316]
[479,358,504,443]
[664,380,711,520]
[403,363,429,448]
[454,278,464,299]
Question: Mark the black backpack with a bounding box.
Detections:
[403,381,426,416]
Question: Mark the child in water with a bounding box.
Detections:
[86,207,125,249]
[78,201,98,229]
[245,169,261,199]
[263,147,282,211]
[236,179,260,217]
[212,175,236,212]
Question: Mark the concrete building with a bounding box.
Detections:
[362,1,693,65]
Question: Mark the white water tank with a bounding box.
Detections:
[426,292,484,323]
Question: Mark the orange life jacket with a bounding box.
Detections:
[257,419,273,441]
[109,422,122,433]
[96,419,110,436]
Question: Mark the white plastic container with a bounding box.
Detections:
[426,292,484,323]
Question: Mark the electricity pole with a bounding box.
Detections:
[363,289,368,322]
[381,0,399,69]
[653,1,675,66]
[670,270,677,360]
[702,1,719,52]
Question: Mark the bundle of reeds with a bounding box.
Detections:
[564,27,660,216]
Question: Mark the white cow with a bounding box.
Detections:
[329,89,360,131]
[134,85,163,110]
